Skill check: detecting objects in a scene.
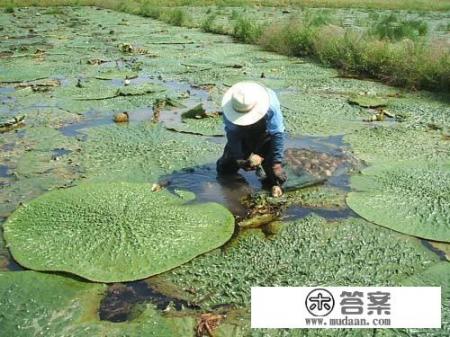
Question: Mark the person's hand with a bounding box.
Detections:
[248,153,263,167]
[272,163,287,184]
[271,185,283,197]
[236,159,256,171]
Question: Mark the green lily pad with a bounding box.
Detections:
[117,83,165,96]
[165,117,225,137]
[281,93,366,136]
[0,271,174,337]
[344,126,450,164]
[77,123,222,183]
[4,182,235,282]
[95,69,139,80]
[286,185,347,209]
[347,161,450,242]
[348,95,388,108]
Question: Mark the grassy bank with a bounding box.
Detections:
[256,17,450,91]
[2,0,450,92]
[2,0,450,11]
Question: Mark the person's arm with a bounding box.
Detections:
[266,90,285,165]
[270,132,285,164]
[224,116,245,160]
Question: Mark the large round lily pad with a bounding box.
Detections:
[4,182,235,282]
[347,161,450,242]
[0,271,174,337]
[77,123,222,183]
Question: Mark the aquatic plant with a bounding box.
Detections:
[165,215,437,307]
[347,161,450,242]
[77,123,222,182]
[0,271,175,337]
[347,94,388,108]
[166,117,225,136]
[281,93,364,136]
[286,185,347,209]
[382,262,450,337]
[4,182,235,282]
[344,125,450,164]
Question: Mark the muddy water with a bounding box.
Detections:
[0,165,9,178]
[160,134,357,220]
[56,77,214,138]
[99,281,199,322]
[284,205,355,220]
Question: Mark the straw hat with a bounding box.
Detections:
[222,81,270,126]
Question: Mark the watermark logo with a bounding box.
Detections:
[305,288,335,317]
[251,287,441,329]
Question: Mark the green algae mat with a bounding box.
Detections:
[3,182,234,282]
[347,161,450,242]
[164,215,438,308]
[0,271,175,337]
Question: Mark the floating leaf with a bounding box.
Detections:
[117,83,165,96]
[165,117,225,137]
[95,68,139,80]
[165,216,437,307]
[4,182,235,282]
[344,126,449,164]
[348,94,388,108]
[347,161,450,242]
[0,271,174,337]
[76,123,222,183]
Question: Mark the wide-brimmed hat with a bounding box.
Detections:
[222,81,270,126]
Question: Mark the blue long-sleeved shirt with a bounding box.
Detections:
[223,89,285,164]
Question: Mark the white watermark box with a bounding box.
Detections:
[251,287,441,328]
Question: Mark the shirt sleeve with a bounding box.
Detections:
[266,89,285,135]
[266,89,285,164]
[224,116,244,159]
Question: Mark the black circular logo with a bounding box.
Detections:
[305,288,335,317]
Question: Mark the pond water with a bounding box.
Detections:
[0,165,9,178]
[0,5,448,335]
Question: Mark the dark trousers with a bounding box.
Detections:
[216,133,278,186]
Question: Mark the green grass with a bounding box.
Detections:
[232,14,262,43]
[160,8,192,27]
[258,19,449,91]
[369,13,429,41]
[139,3,161,19]
[201,13,225,34]
[3,0,450,11]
